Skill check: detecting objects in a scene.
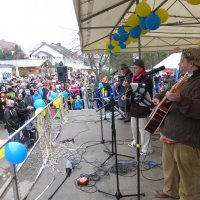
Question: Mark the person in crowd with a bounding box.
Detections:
[73,95,83,110]
[24,89,34,108]
[0,91,7,123]
[152,48,200,200]
[86,83,94,109]
[29,84,35,96]
[114,63,133,122]
[14,93,32,147]
[32,88,42,102]
[42,83,49,102]
[37,83,44,98]
[89,76,99,90]
[153,73,161,93]
[12,84,18,94]
[4,99,20,142]
[6,86,16,100]
[18,82,26,98]
[128,59,153,156]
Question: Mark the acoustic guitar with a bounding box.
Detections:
[144,73,188,134]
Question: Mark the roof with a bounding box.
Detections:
[0,59,49,68]
[73,0,200,53]
[30,42,85,63]
[31,43,78,58]
[154,52,181,69]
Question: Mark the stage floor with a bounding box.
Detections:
[1,109,199,200]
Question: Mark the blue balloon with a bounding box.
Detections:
[5,142,27,164]
[98,83,104,89]
[108,44,114,50]
[51,92,58,99]
[119,42,126,49]
[119,33,128,43]
[113,34,120,41]
[62,91,69,98]
[117,26,127,35]
[140,17,147,30]
[146,13,161,30]
[34,99,46,109]
[130,26,141,38]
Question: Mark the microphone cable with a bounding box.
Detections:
[48,160,72,200]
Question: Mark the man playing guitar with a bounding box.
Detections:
[152,48,200,200]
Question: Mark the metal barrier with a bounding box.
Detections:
[0,95,67,200]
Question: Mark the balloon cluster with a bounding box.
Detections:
[106,1,169,54]
[0,141,28,164]
[187,0,200,5]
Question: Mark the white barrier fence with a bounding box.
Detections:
[0,95,67,200]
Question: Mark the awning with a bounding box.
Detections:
[73,0,200,53]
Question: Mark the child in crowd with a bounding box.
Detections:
[73,95,83,110]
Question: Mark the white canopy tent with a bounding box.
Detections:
[153,52,182,81]
[154,52,181,69]
[73,0,200,53]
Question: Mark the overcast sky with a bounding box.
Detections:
[0,0,79,53]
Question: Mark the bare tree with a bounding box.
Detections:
[84,53,109,82]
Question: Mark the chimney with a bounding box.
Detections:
[57,43,61,46]
[42,42,46,45]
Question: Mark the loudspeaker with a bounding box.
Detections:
[57,67,68,82]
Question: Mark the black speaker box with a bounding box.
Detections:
[57,67,68,82]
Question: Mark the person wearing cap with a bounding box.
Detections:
[152,48,200,200]
[115,63,133,122]
[128,59,153,156]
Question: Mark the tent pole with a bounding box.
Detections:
[136,0,141,59]
[138,37,141,59]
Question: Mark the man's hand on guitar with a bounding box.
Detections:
[165,91,181,102]
[152,98,160,105]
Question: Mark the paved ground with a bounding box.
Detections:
[1,110,199,200]
[28,109,170,200]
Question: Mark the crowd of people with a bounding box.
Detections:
[0,74,101,147]
[0,47,200,199]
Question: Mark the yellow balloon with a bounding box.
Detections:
[35,107,47,117]
[53,99,61,108]
[43,109,47,117]
[0,140,5,160]
[111,40,119,46]
[141,29,150,35]
[125,37,132,45]
[187,0,200,5]
[155,8,169,23]
[112,46,121,53]
[136,2,151,17]
[130,37,138,43]
[127,14,140,27]
[124,23,132,32]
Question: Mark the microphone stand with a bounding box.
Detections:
[131,81,154,200]
[85,85,112,149]
[97,92,143,200]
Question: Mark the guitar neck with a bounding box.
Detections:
[156,73,188,112]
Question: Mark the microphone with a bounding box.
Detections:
[110,70,118,76]
[66,159,72,177]
[144,66,165,77]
